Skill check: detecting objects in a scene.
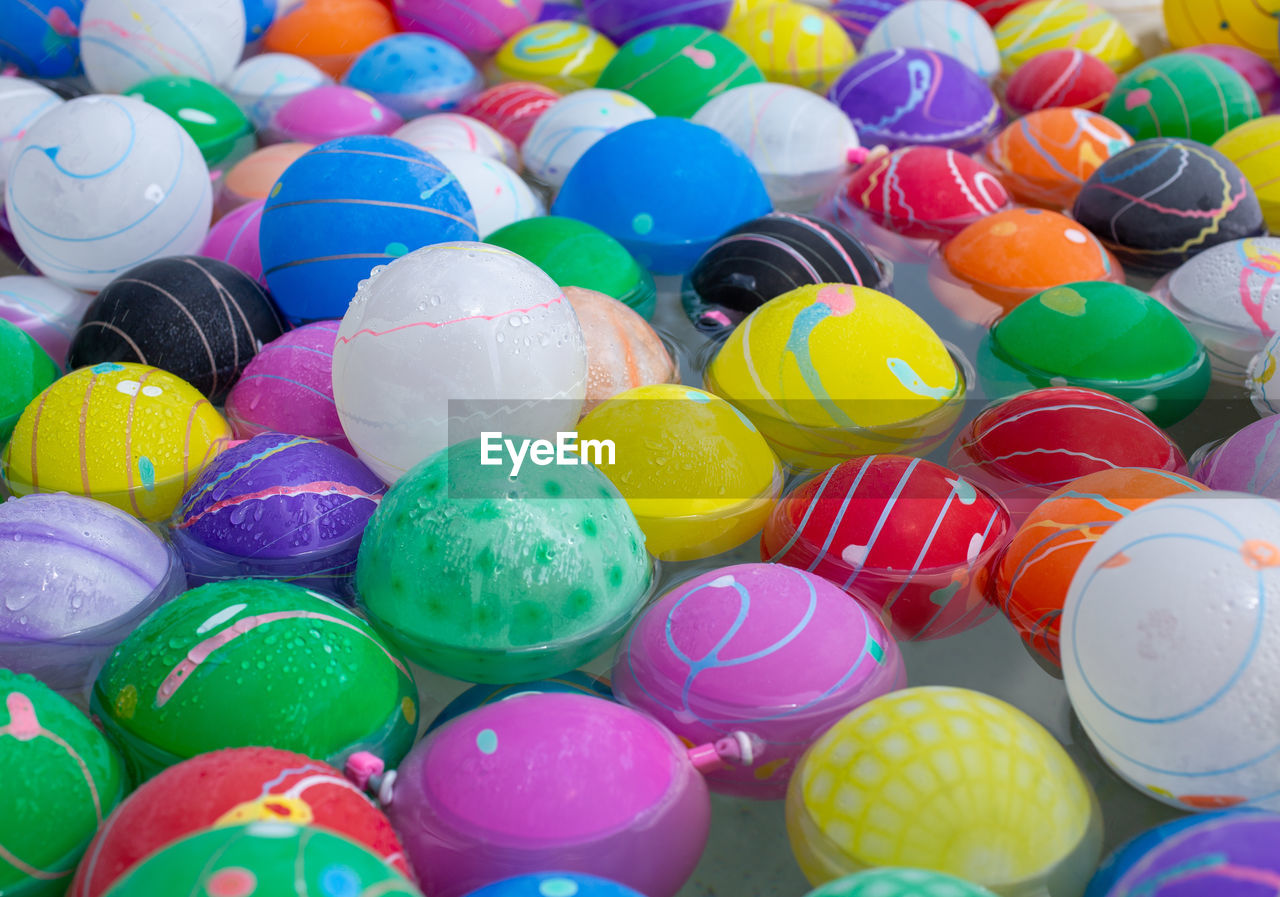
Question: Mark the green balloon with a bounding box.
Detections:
[596,25,764,119]
[125,76,255,167]
[486,216,657,319]
[806,869,998,897]
[0,669,127,897]
[1103,53,1261,145]
[356,437,653,684]
[91,579,418,782]
[0,319,59,446]
[977,281,1211,427]
[100,823,422,897]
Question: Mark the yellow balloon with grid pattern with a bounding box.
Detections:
[786,686,1102,894]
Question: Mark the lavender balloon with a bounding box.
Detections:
[1196,415,1280,499]
[827,47,1003,152]
[1086,810,1280,897]
[0,493,185,698]
[170,432,385,601]
[583,0,732,44]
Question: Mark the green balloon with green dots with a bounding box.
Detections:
[596,24,764,119]
[90,579,418,783]
[356,437,654,684]
[486,216,657,319]
[0,319,59,446]
[124,76,256,168]
[1103,53,1261,146]
[976,280,1211,427]
[0,669,127,897]
[99,823,422,897]
[804,868,998,897]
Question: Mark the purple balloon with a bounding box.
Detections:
[1196,415,1280,499]
[171,432,385,600]
[1089,810,1280,896]
[538,1,586,22]
[830,0,909,50]
[583,0,732,44]
[0,493,185,695]
[828,47,1004,153]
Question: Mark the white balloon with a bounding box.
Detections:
[433,149,544,238]
[332,242,587,483]
[224,53,333,132]
[393,113,520,170]
[522,89,655,190]
[80,0,246,94]
[693,83,858,211]
[5,95,213,292]
[864,0,1001,80]
[1062,491,1280,812]
[0,77,62,202]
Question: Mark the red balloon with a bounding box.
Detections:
[1004,48,1118,115]
[69,747,409,897]
[762,455,1011,642]
[958,0,1032,25]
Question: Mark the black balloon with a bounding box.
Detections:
[68,256,286,403]
[1072,137,1265,276]
[682,212,889,335]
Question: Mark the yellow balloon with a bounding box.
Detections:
[1164,0,1280,63]
[723,3,856,93]
[575,383,781,562]
[704,283,963,471]
[491,21,618,92]
[786,687,1102,893]
[1215,115,1280,232]
[995,0,1142,75]
[2,362,232,521]
[725,0,785,28]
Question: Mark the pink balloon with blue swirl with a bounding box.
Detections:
[612,563,905,799]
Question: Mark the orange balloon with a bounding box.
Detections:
[984,107,1134,209]
[264,0,396,78]
[993,467,1206,669]
[937,208,1123,317]
[217,142,313,219]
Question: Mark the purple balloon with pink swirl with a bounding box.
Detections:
[612,563,906,799]
[170,432,384,601]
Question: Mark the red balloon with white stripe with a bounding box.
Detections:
[947,386,1189,527]
[762,454,1011,641]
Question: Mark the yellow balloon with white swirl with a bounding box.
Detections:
[492,21,618,92]
[704,283,963,470]
[786,686,1102,896]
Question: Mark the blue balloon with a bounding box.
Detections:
[428,671,614,733]
[463,873,645,897]
[242,0,277,42]
[551,116,772,276]
[259,135,477,323]
[343,34,482,118]
[0,0,84,77]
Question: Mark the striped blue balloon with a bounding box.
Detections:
[259,135,477,323]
